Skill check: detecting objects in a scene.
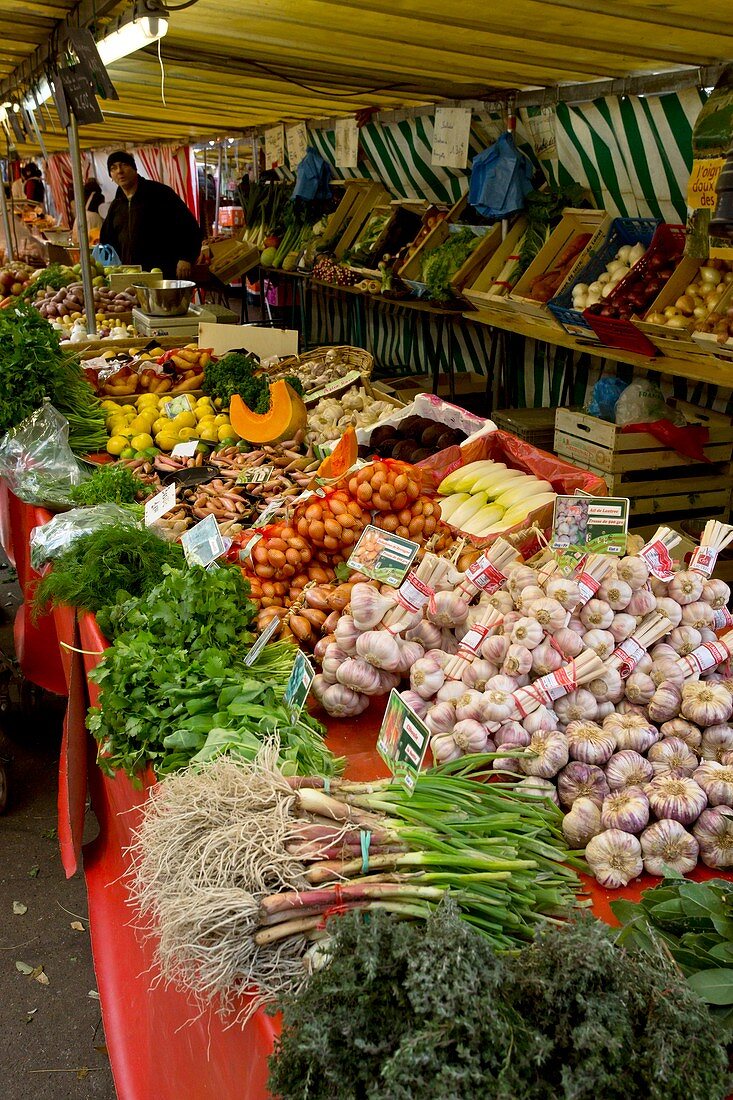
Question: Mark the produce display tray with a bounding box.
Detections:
[554,405,733,525]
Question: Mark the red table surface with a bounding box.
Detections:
[1,495,728,1099]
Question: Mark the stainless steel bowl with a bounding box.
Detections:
[133,279,195,317]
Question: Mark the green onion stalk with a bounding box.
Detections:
[130,748,588,1022]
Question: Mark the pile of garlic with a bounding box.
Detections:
[571,241,646,312]
[305,386,395,445]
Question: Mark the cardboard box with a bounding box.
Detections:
[509,209,610,324]
[208,238,260,283]
[462,217,528,313]
[198,323,298,359]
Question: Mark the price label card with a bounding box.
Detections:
[181,513,227,567]
[377,689,431,794]
[347,525,419,588]
[164,394,196,418]
[284,650,315,718]
[171,440,199,459]
[335,117,359,168]
[432,106,472,168]
[552,495,629,573]
[238,464,274,485]
[304,369,362,406]
[265,124,285,169]
[244,613,281,666]
[144,482,176,526]
[286,122,309,170]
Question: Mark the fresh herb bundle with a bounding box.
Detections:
[32,525,184,617]
[612,878,733,1034]
[203,350,269,411]
[421,227,479,301]
[69,463,154,506]
[269,908,731,1100]
[0,303,106,453]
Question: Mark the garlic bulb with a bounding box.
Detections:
[582,628,616,660]
[609,613,637,643]
[405,619,442,649]
[506,564,538,594]
[701,723,733,762]
[605,750,654,790]
[462,659,498,692]
[482,688,514,724]
[336,657,384,695]
[557,761,610,808]
[640,819,699,876]
[654,597,683,629]
[562,797,603,849]
[565,720,616,765]
[487,590,514,615]
[554,689,598,726]
[667,625,702,656]
[334,616,359,655]
[355,630,403,671]
[646,775,707,825]
[636,652,654,675]
[528,597,567,632]
[667,570,704,606]
[616,700,648,717]
[399,690,429,718]
[650,642,678,662]
[425,701,458,735]
[627,587,656,616]
[349,583,395,630]
[515,776,559,805]
[426,590,470,628]
[522,729,569,779]
[438,719,490,761]
[601,787,650,833]
[580,599,614,630]
[702,578,730,609]
[530,640,563,676]
[648,681,683,723]
[624,671,656,705]
[595,700,615,720]
[681,600,715,630]
[647,737,698,778]
[544,576,581,611]
[587,667,624,704]
[481,634,510,666]
[424,648,450,669]
[660,718,702,752]
[322,643,351,677]
[694,761,733,806]
[455,689,486,723]
[502,643,533,678]
[517,584,545,612]
[603,712,658,753]
[681,682,733,726]
[522,706,557,734]
[693,806,733,868]
[552,626,584,658]
[437,680,467,704]
[585,829,643,888]
[567,616,586,635]
[650,657,685,689]
[616,556,649,590]
[510,617,544,650]
[396,640,425,676]
[494,721,530,748]
[597,577,632,611]
[486,674,517,693]
[320,683,370,717]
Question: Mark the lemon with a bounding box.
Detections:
[196,396,212,408]
[195,406,213,421]
[217,424,238,442]
[152,417,170,435]
[156,435,178,453]
[101,399,120,412]
[106,435,127,456]
[131,432,154,450]
[159,395,173,407]
[128,415,150,433]
[214,413,230,427]
[176,426,199,441]
[173,410,196,429]
[137,394,159,409]
[198,417,217,433]
[122,407,136,420]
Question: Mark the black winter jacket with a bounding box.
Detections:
[100,177,203,278]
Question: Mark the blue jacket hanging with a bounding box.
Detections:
[468,133,533,219]
[292,147,332,203]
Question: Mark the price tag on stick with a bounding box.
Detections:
[284,651,315,718]
[244,614,281,666]
[144,482,176,526]
[377,690,431,795]
[347,525,419,588]
[181,514,227,567]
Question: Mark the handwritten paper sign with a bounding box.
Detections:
[144,482,176,526]
[335,118,359,168]
[286,123,309,170]
[431,107,472,168]
[264,125,285,170]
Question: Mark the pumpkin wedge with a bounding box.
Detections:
[229,380,307,444]
[318,425,358,478]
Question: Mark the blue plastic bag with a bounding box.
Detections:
[468,133,533,220]
[92,243,122,268]
[587,376,629,421]
[292,147,332,203]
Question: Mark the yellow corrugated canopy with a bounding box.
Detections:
[2,0,733,151]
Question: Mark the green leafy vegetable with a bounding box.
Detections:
[21,263,74,300]
[69,463,154,506]
[32,525,184,617]
[0,303,106,453]
[270,908,731,1100]
[421,227,479,301]
[203,350,269,412]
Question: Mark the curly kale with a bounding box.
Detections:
[268,908,731,1100]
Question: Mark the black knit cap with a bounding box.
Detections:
[107,150,137,173]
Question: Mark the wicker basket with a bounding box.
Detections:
[302,345,374,377]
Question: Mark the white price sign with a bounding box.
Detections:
[171,440,199,459]
[144,482,176,526]
[265,124,285,169]
[181,513,227,568]
[335,117,359,168]
[431,107,472,168]
[286,122,309,169]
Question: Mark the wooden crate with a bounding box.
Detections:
[334,182,390,259]
[397,194,467,283]
[554,404,733,524]
[462,217,528,314]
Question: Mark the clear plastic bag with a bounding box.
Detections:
[30,503,141,570]
[614,381,671,426]
[0,402,88,506]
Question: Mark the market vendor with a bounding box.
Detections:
[100,151,203,279]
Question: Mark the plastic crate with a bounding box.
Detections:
[548,217,659,340]
[583,223,687,355]
[492,407,557,450]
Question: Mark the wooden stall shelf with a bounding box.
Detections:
[554,405,733,525]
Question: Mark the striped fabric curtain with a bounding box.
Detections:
[44,151,93,225]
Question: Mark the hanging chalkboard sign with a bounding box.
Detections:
[58,64,104,125]
[64,28,118,100]
[8,111,25,143]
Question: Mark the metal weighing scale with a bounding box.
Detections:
[132,302,238,338]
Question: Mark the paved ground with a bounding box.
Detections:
[0,562,116,1099]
